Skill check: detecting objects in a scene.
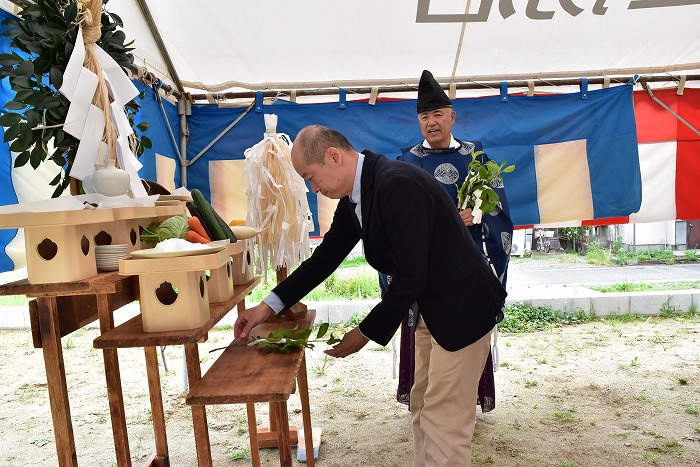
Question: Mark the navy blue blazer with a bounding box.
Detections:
[273,151,506,351]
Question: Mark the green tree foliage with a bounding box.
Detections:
[0,0,150,196]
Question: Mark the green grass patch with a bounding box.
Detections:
[498,303,590,333]
[249,256,379,302]
[553,407,577,423]
[635,248,675,263]
[585,239,693,266]
[498,303,698,334]
[592,280,700,293]
[337,256,370,268]
[250,270,380,302]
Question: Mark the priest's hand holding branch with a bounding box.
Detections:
[459,207,475,227]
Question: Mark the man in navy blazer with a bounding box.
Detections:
[235,124,506,466]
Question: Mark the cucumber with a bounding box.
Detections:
[185,201,216,241]
[191,189,227,241]
[212,209,238,242]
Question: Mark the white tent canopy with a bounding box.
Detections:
[105,0,700,98]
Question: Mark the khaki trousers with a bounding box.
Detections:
[411,316,492,467]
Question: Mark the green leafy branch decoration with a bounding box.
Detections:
[209,322,341,354]
[251,322,341,353]
[455,150,515,216]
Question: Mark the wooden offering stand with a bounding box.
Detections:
[0,272,139,467]
[185,263,316,466]
[186,310,316,467]
[0,194,316,466]
[95,266,263,467]
[0,202,184,467]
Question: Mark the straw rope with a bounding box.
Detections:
[77,0,118,166]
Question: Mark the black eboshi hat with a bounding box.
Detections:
[416,69,452,113]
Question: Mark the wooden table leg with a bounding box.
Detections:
[246,403,261,467]
[297,353,315,467]
[184,343,212,466]
[272,401,292,467]
[268,400,280,432]
[36,297,78,467]
[96,294,132,467]
[144,346,169,462]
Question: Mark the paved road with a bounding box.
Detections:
[337,254,700,288]
[508,259,700,287]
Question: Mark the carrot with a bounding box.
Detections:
[185,229,210,244]
[187,216,211,242]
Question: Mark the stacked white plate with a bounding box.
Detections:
[95,244,128,272]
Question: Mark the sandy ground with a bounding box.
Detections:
[0,315,699,467]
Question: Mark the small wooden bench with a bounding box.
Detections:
[186,311,316,467]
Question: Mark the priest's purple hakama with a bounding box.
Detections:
[386,139,513,412]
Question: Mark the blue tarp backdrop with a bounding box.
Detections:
[141,85,640,233]
[0,8,20,272]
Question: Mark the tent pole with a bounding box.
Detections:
[178,97,190,188]
[135,0,185,94]
[188,102,254,167]
[642,82,700,137]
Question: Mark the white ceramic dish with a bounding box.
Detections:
[96,253,127,259]
[129,244,226,259]
[207,239,231,248]
[97,255,125,261]
[95,245,128,252]
[95,256,126,266]
[96,254,125,259]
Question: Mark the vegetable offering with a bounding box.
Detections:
[140,215,190,244]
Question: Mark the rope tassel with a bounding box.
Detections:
[244,115,313,280]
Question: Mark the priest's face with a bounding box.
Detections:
[418,106,456,149]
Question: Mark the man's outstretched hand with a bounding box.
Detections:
[324,327,369,358]
[234,303,274,342]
